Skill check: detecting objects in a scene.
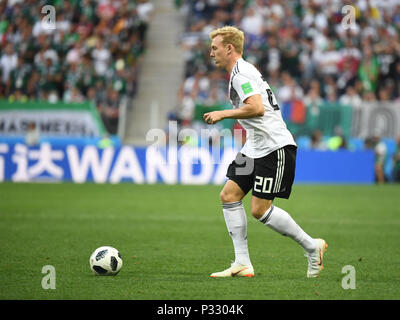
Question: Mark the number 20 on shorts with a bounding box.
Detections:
[254,176,273,193]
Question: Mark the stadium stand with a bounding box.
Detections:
[0,0,153,135]
[176,0,400,122]
[174,0,400,182]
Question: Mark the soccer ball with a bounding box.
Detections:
[89,246,123,276]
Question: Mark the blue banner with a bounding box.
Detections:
[295,149,375,184]
[0,143,375,184]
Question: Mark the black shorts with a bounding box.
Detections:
[226,145,297,200]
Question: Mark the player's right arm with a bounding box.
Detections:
[203,94,264,124]
[204,71,265,124]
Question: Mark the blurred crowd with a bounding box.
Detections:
[0,0,154,134]
[175,0,400,125]
[173,0,400,183]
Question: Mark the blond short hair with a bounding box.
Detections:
[209,26,244,55]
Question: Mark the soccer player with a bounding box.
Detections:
[204,26,327,278]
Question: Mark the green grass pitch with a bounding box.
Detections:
[0,182,399,300]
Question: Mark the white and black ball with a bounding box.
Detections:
[89,246,123,276]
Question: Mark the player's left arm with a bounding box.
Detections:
[203,94,264,124]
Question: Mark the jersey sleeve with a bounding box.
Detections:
[232,73,260,103]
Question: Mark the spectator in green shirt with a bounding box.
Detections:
[358,46,379,93]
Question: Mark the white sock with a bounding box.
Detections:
[258,205,317,253]
[222,201,252,266]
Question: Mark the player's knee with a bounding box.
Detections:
[220,190,232,203]
[251,201,273,219]
[220,190,239,203]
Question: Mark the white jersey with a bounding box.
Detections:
[228,58,296,158]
